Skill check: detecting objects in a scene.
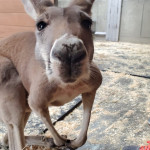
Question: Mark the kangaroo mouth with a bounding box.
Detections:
[63,78,76,83]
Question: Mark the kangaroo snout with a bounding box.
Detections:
[52,43,87,64]
[51,34,87,62]
[50,34,89,83]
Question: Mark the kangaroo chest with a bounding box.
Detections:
[50,82,89,106]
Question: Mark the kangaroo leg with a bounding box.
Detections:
[3,112,31,147]
[7,123,25,150]
[13,123,25,150]
[38,109,65,146]
[7,124,15,150]
[11,109,26,150]
[30,106,65,147]
[3,113,26,150]
[69,91,96,148]
[2,111,26,150]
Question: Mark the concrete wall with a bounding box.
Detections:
[120,0,150,43]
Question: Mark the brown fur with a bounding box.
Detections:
[0,56,28,150]
[0,0,102,149]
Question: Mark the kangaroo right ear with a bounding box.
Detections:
[69,0,95,15]
[21,0,53,20]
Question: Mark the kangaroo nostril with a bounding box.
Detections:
[52,51,62,61]
[52,48,86,63]
[71,50,86,63]
[51,37,87,63]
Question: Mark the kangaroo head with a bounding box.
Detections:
[22,0,95,84]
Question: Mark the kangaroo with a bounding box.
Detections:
[0,0,102,149]
[0,56,28,150]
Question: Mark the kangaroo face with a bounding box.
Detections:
[22,0,94,84]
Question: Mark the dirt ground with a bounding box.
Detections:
[53,41,150,150]
[0,41,150,150]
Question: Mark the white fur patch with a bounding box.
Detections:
[53,34,83,48]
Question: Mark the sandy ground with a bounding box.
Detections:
[53,42,150,150]
[0,41,150,150]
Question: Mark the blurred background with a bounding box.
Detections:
[0,0,150,44]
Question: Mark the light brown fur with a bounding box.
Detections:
[0,0,102,149]
[0,56,28,150]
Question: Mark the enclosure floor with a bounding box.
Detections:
[54,42,150,150]
[0,41,150,150]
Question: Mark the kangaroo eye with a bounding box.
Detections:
[36,21,47,31]
[81,19,92,29]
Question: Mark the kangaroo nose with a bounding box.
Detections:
[71,50,86,63]
[50,34,88,83]
[52,39,87,64]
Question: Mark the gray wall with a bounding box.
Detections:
[58,0,150,44]
[120,0,150,43]
[92,0,108,33]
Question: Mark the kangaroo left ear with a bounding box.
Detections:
[69,0,95,15]
[21,0,53,20]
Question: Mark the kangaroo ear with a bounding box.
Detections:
[21,0,53,20]
[69,0,95,15]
